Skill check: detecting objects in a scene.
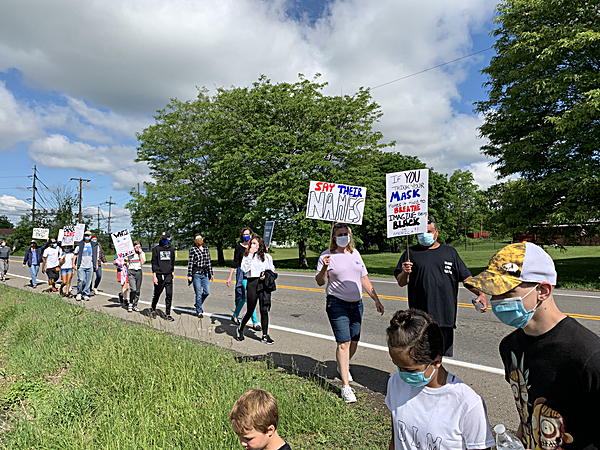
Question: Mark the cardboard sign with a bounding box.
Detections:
[263,221,275,248]
[74,223,86,242]
[386,169,429,238]
[111,229,135,259]
[58,228,64,243]
[306,181,367,225]
[32,228,49,240]
[62,225,76,246]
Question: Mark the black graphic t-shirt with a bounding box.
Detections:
[499,317,600,450]
[394,244,471,327]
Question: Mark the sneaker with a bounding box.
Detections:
[231,315,239,325]
[253,324,262,332]
[93,288,98,295]
[260,335,274,345]
[341,386,357,403]
[32,285,37,288]
[235,327,244,341]
[198,313,203,319]
[166,315,174,322]
[128,306,133,313]
[76,293,82,301]
[83,296,90,301]
[133,306,140,312]
[151,310,157,319]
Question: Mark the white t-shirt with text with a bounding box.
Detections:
[42,247,61,269]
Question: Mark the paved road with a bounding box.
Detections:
[5,257,600,432]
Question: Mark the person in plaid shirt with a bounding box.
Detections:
[187,233,214,318]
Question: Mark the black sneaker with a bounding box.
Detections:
[151,310,157,319]
[253,324,262,332]
[119,293,124,304]
[235,327,244,341]
[166,315,174,322]
[260,335,274,345]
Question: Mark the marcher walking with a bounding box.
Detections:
[151,231,175,321]
[42,239,61,293]
[127,240,145,313]
[74,231,98,301]
[315,222,384,402]
[58,245,75,297]
[22,239,50,288]
[227,227,260,330]
[235,237,276,344]
[187,233,214,318]
[114,253,130,308]
[91,235,107,295]
[0,239,16,282]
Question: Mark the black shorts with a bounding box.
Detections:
[47,267,60,280]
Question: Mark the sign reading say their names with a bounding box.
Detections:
[32,228,49,240]
[386,169,429,238]
[111,229,135,259]
[306,181,367,225]
[63,225,76,245]
[74,223,86,242]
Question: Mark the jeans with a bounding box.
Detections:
[29,264,40,286]
[128,269,143,308]
[192,273,210,314]
[77,267,93,296]
[233,278,258,325]
[93,266,102,289]
[152,273,173,315]
[326,295,363,343]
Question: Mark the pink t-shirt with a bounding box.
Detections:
[316,249,368,302]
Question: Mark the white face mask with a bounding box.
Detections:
[335,235,350,247]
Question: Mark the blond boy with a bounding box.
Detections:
[230,389,291,450]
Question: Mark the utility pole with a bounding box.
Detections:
[105,196,116,235]
[70,177,90,223]
[97,207,101,232]
[31,165,37,224]
[137,183,140,195]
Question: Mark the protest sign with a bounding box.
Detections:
[62,225,76,245]
[111,229,135,259]
[263,221,275,248]
[58,228,64,243]
[386,169,429,238]
[74,224,86,241]
[32,228,49,240]
[306,181,367,225]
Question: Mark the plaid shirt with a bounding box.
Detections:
[187,245,213,277]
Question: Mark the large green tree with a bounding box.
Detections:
[476,0,600,241]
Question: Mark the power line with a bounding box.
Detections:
[0,176,29,179]
[371,46,494,90]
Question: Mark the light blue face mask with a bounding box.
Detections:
[491,285,540,329]
[417,233,435,247]
[396,363,437,388]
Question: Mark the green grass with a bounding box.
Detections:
[0,285,389,449]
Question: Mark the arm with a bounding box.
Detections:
[42,256,47,273]
[23,250,28,267]
[463,276,488,312]
[208,248,214,281]
[240,255,253,274]
[315,254,329,286]
[227,268,235,287]
[389,418,395,450]
[139,249,145,265]
[396,261,411,287]
[362,275,384,315]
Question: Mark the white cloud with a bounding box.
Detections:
[0,81,43,149]
[1,0,498,179]
[0,195,31,221]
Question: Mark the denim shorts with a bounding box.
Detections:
[326,295,363,343]
[60,268,73,275]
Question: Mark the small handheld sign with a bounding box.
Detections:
[74,224,86,242]
[63,226,76,245]
[111,229,135,259]
[32,228,49,240]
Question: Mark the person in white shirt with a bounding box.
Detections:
[385,309,494,450]
[235,237,276,344]
[58,245,76,297]
[42,239,61,293]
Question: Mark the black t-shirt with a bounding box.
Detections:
[394,244,471,327]
[499,317,600,450]
[231,243,246,269]
[278,443,292,450]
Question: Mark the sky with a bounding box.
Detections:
[0,0,500,231]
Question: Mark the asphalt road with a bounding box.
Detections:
[4,257,600,433]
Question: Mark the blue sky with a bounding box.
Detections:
[0,0,499,230]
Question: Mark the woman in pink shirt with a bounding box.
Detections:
[315,222,385,403]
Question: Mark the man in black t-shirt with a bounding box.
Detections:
[394,216,487,356]
[465,242,600,450]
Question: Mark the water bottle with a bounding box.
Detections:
[472,297,484,312]
[494,424,525,450]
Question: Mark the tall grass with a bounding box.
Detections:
[0,285,389,449]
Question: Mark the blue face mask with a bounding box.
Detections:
[242,235,251,242]
[396,364,437,388]
[160,238,169,245]
[491,285,539,328]
[417,232,435,247]
[84,236,91,241]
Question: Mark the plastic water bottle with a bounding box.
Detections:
[494,424,525,450]
[472,297,484,312]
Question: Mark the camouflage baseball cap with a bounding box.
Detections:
[464,242,557,296]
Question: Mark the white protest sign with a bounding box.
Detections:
[111,229,135,259]
[386,169,429,238]
[58,228,64,243]
[32,228,49,239]
[63,225,76,245]
[74,223,86,241]
[306,181,367,225]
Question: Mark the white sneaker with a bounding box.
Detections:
[341,386,356,403]
[83,296,90,301]
[348,370,353,382]
[93,288,98,295]
[76,294,82,301]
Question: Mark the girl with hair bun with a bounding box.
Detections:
[385,309,494,450]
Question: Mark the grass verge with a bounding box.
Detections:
[0,284,388,449]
